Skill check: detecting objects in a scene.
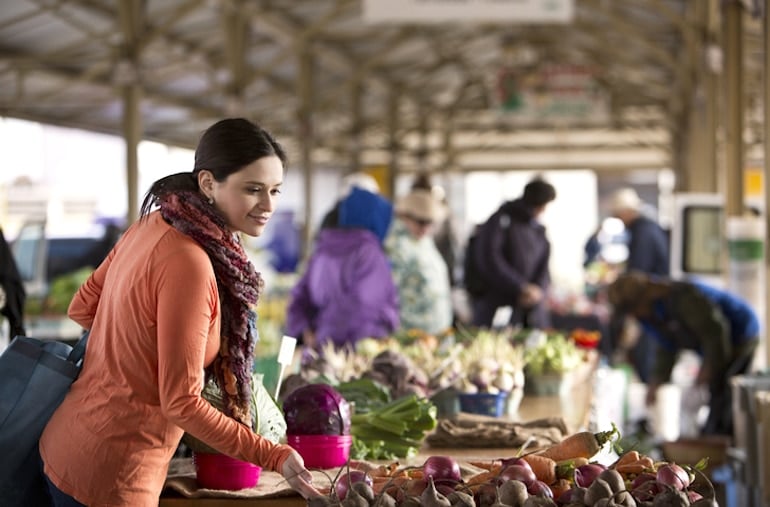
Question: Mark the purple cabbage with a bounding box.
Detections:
[282,383,351,435]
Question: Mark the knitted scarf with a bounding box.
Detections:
[159,190,262,428]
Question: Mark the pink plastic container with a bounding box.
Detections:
[286,434,352,468]
[192,452,261,490]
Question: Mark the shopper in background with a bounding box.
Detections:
[409,173,461,288]
[386,188,453,335]
[608,271,759,436]
[39,118,319,506]
[286,187,399,351]
[466,177,556,329]
[609,187,670,383]
[610,187,669,276]
[0,225,26,340]
[319,171,381,230]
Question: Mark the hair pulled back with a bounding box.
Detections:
[140,118,287,217]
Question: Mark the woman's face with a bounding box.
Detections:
[207,155,284,236]
[403,214,434,239]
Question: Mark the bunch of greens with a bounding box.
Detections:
[523,331,582,376]
[337,378,437,460]
[183,372,286,453]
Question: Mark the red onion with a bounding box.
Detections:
[498,464,536,486]
[500,457,533,473]
[334,470,372,500]
[688,490,704,502]
[527,480,554,498]
[656,463,690,490]
[423,455,462,482]
[574,463,606,488]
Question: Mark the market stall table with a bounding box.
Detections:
[160,445,545,507]
[160,402,579,506]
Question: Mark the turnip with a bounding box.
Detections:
[651,487,689,506]
[335,471,373,501]
[583,478,614,505]
[446,490,476,507]
[597,469,625,494]
[522,495,558,506]
[497,479,528,507]
[421,476,452,507]
[372,492,397,507]
[341,482,370,507]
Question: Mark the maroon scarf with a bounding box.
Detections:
[159,191,262,428]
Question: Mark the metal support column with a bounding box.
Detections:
[722,0,744,217]
[763,0,770,368]
[386,88,400,198]
[297,41,315,258]
[349,79,363,175]
[118,0,143,224]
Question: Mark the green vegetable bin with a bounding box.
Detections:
[458,392,508,417]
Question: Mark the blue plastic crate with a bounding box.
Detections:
[458,392,508,417]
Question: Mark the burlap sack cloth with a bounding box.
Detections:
[425,414,569,450]
[163,458,329,499]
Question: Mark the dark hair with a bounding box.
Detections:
[140,118,287,217]
[522,178,556,208]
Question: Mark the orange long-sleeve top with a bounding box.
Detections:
[39,212,292,506]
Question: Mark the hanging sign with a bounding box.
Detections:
[362,0,574,24]
[494,62,609,123]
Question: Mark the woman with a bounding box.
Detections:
[386,188,452,335]
[39,119,319,505]
[286,186,399,351]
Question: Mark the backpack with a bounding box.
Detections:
[462,209,511,296]
[462,229,485,296]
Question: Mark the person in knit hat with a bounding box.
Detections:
[286,187,399,350]
[386,188,453,335]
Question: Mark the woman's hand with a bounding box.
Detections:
[280,449,320,499]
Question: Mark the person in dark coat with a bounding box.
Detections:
[608,272,758,436]
[469,177,556,329]
[610,187,670,382]
[0,226,26,339]
[611,188,669,276]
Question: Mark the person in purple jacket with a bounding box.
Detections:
[285,187,399,351]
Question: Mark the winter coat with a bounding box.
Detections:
[626,215,669,275]
[470,198,551,328]
[385,219,453,335]
[634,280,759,387]
[285,228,399,348]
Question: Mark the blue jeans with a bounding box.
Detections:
[45,475,85,507]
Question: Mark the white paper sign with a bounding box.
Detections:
[363,0,574,24]
[277,335,297,365]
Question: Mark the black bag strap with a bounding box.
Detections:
[66,331,89,366]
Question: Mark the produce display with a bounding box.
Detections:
[307,429,719,507]
[283,383,352,436]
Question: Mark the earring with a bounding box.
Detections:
[208,197,214,205]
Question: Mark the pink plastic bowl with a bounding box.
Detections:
[193,452,261,490]
[286,434,352,468]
